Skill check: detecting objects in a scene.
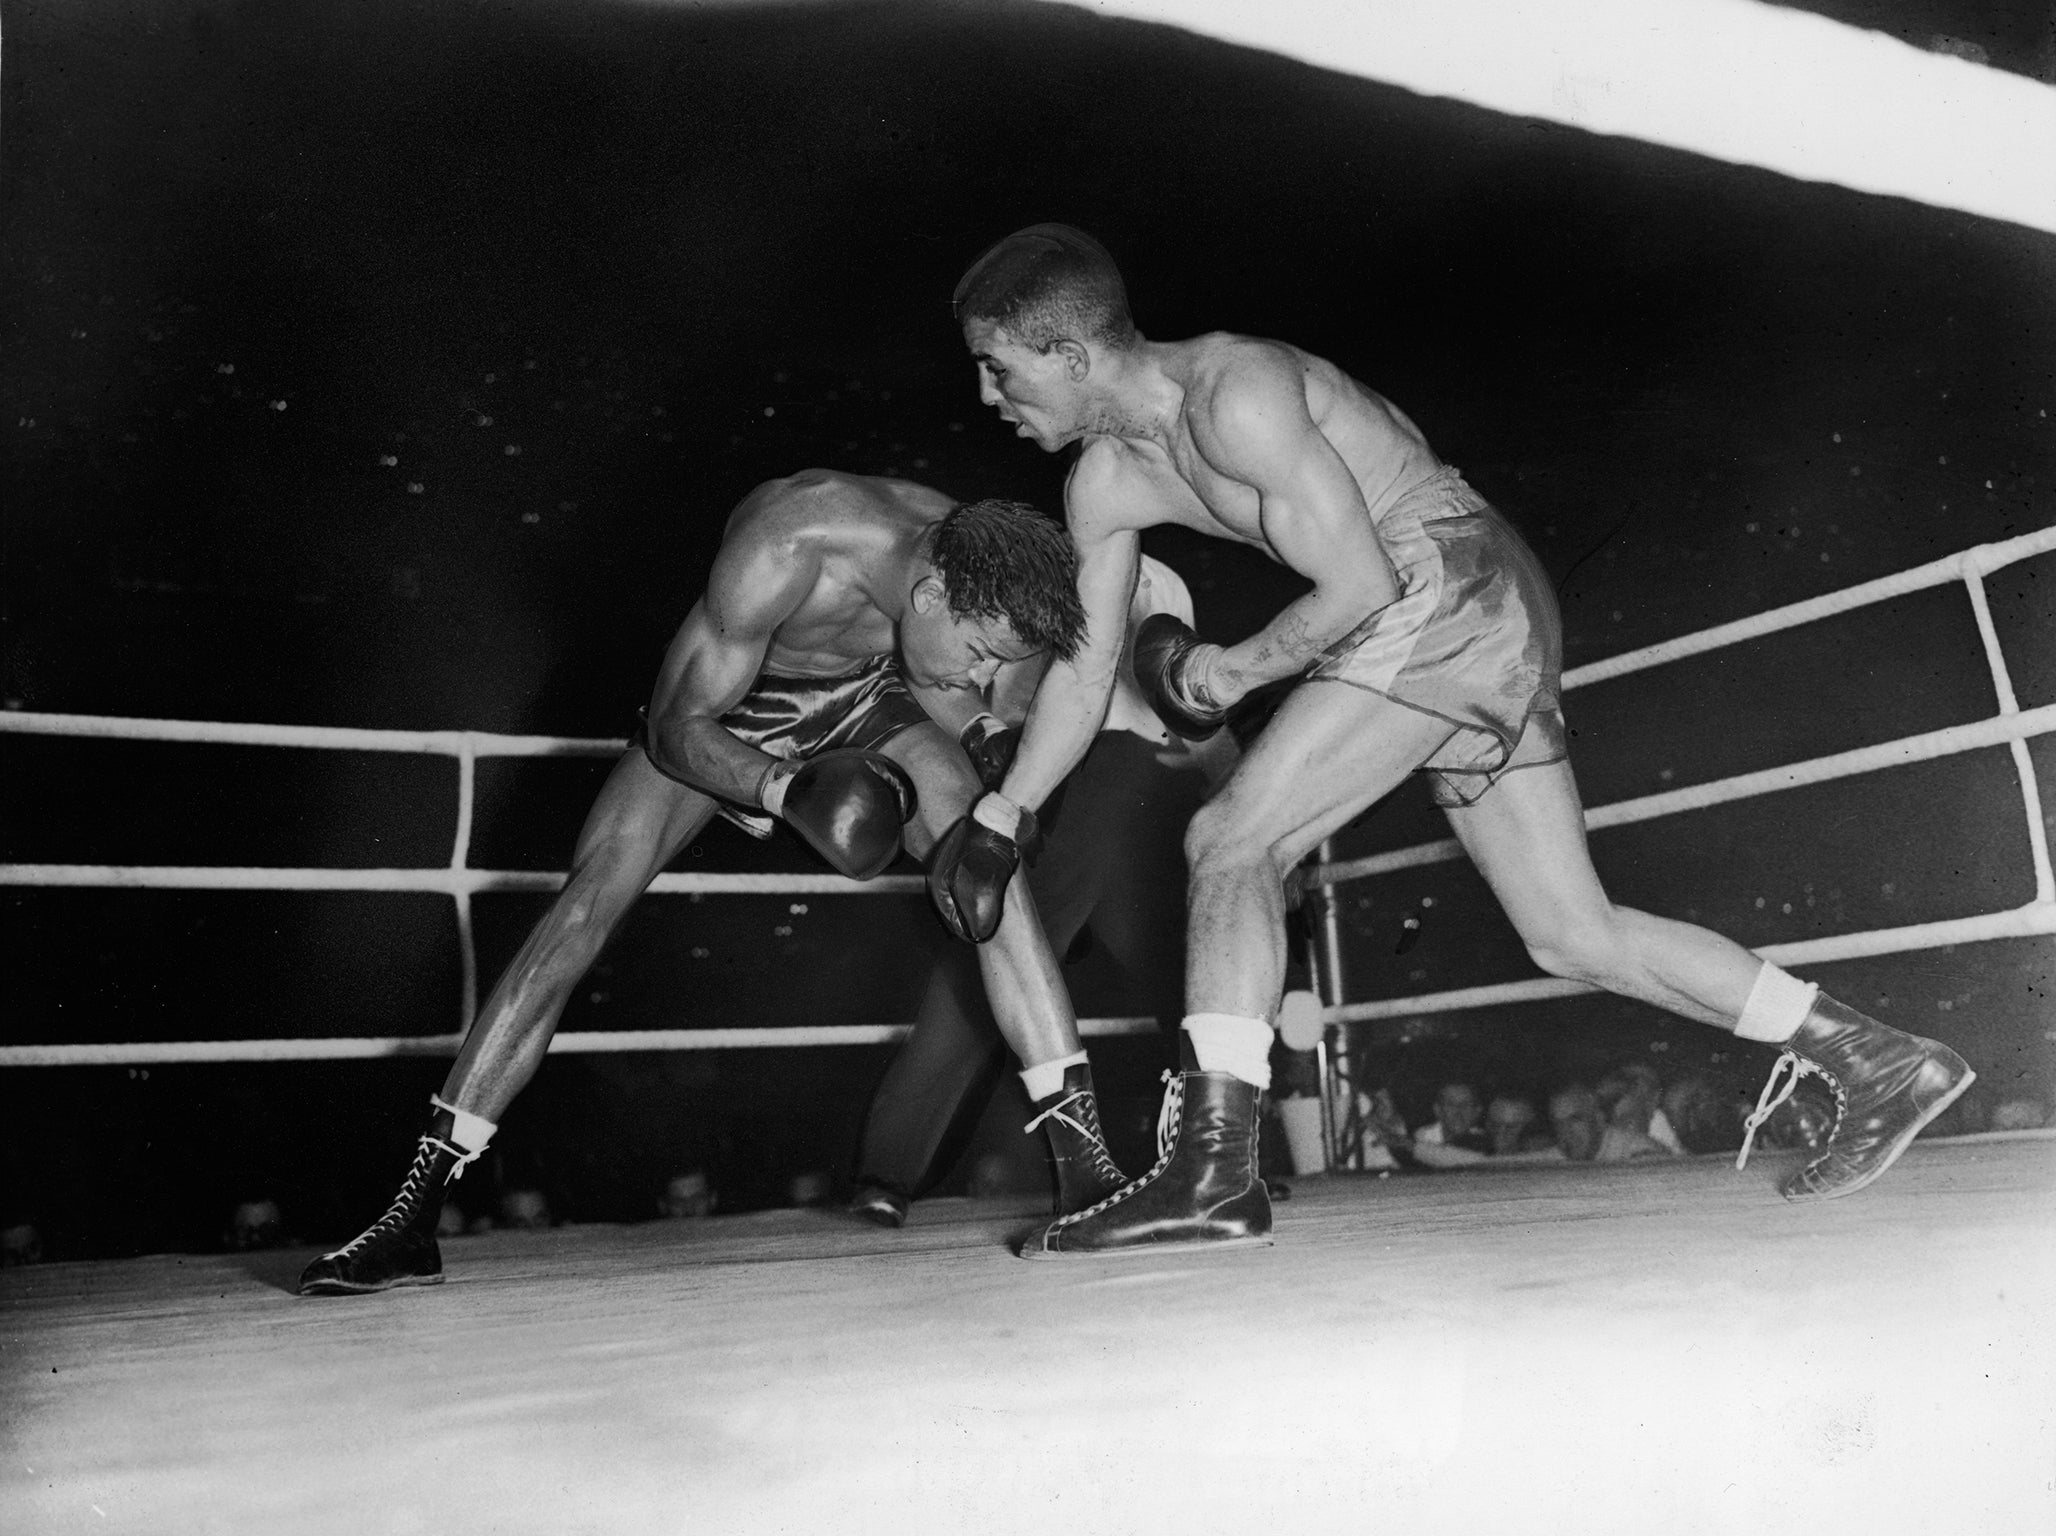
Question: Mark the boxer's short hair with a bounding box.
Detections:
[931,499,1086,662]
[952,223,1136,352]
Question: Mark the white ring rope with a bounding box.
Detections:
[0,865,928,897]
[1063,0,2056,235]
[0,1016,1166,1069]
[1,527,2049,1062]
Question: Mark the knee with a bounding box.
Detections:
[899,742,978,853]
[1519,906,1625,987]
[1183,798,1284,886]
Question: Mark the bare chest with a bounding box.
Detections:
[762,584,897,675]
[1116,439,1270,551]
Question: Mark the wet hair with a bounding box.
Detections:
[928,499,1086,663]
[952,223,1137,353]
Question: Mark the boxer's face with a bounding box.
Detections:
[963,318,1080,452]
[901,581,1036,692]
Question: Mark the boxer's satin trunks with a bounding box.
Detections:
[1306,465,1567,807]
[641,653,930,837]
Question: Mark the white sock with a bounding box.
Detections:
[1020,1050,1089,1103]
[1183,1013,1274,1091]
[430,1094,498,1154]
[1733,963,1820,1043]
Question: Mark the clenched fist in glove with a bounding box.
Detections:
[928,792,1039,943]
[760,748,918,882]
[1131,612,1230,741]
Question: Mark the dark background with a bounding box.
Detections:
[4,0,2052,1256]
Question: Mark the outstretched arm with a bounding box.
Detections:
[642,525,818,805]
[1188,353,1400,702]
[995,500,1138,815]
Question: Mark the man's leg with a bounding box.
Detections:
[850,950,1007,1224]
[1029,685,1453,1256]
[1445,756,1973,1200]
[883,722,1126,1214]
[299,751,718,1294]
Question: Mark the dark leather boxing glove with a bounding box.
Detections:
[764,748,917,881]
[1131,612,1229,741]
[928,794,1039,943]
[958,713,1021,791]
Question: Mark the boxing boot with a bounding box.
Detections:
[1022,1063,1130,1216]
[1022,1070,1270,1257]
[298,1115,475,1295]
[1737,994,1974,1202]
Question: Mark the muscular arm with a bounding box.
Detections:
[1190,352,1400,700]
[642,528,818,804]
[995,501,1138,815]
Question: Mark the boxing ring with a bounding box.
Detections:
[5,531,2051,1536]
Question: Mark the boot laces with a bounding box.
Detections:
[1048,1072,1184,1232]
[1735,1051,1829,1171]
[1154,1069,1185,1162]
[325,1135,475,1259]
[1022,1090,1102,1147]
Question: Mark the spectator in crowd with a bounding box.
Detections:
[222,1198,290,1252]
[1,1222,44,1268]
[1598,1061,1685,1154]
[657,1169,716,1219]
[496,1188,553,1229]
[1548,1083,1670,1162]
[1485,1094,1551,1156]
[1361,1086,1418,1171]
[1412,1081,1491,1168]
[1661,1072,1746,1155]
[1548,1085,1605,1162]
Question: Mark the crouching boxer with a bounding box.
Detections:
[299,471,1120,1295]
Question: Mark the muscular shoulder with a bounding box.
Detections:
[725,468,870,536]
[726,469,946,552]
[1181,336,1315,452]
[1065,438,1179,542]
[705,473,862,628]
[1063,441,1136,530]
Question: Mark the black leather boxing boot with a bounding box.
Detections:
[1022,1070,1271,1258]
[1023,1063,1130,1216]
[1738,994,1973,1202]
[298,1108,476,1295]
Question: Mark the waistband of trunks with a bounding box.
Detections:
[753,654,897,689]
[1382,463,1490,523]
